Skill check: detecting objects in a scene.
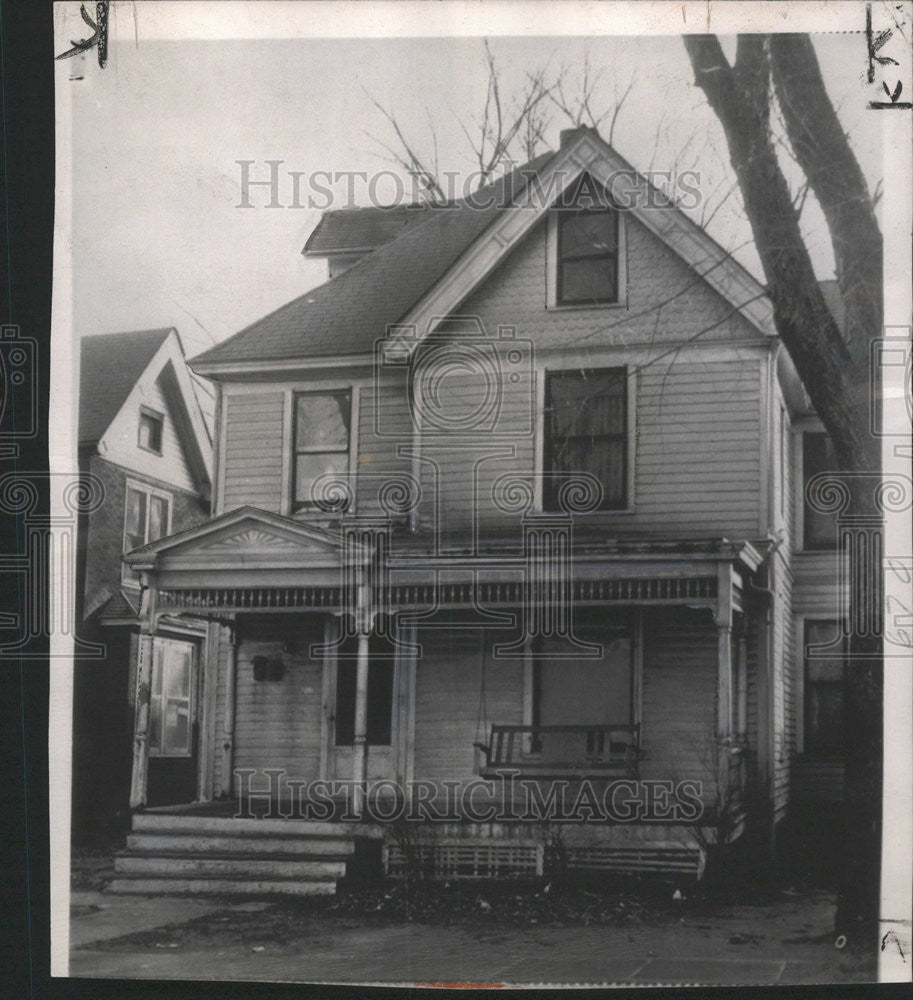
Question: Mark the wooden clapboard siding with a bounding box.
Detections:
[769,551,795,826]
[412,625,524,784]
[221,391,285,512]
[744,617,760,784]
[640,608,717,795]
[412,213,763,538]
[218,374,414,517]
[792,552,844,616]
[231,620,326,790]
[354,375,414,516]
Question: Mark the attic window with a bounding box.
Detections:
[138,407,164,454]
[557,208,619,305]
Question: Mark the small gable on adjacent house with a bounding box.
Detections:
[78,327,213,620]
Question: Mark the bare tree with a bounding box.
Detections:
[684,33,883,948]
[365,43,636,198]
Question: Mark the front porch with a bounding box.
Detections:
[118,507,765,888]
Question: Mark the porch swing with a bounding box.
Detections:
[471,635,641,779]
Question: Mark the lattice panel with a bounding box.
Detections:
[385,841,543,880]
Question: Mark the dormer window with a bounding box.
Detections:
[138,407,164,454]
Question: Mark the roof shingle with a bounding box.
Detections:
[192,155,552,368]
[79,328,173,445]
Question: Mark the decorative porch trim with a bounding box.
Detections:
[154,575,719,615]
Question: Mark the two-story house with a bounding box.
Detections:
[72,328,213,840]
[109,128,843,894]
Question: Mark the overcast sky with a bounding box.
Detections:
[62,15,882,364]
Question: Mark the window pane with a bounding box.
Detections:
[296,392,350,449]
[366,657,394,746]
[163,701,190,754]
[560,211,617,259]
[149,495,168,542]
[148,695,162,752]
[559,256,617,304]
[125,488,146,548]
[549,370,625,437]
[335,659,356,746]
[295,452,349,507]
[165,649,191,699]
[803,432,838,549]
[139,412,163,452]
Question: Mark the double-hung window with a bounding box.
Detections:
[544,367,628,511]
[122,482,171,586]
[292,390,352,511]
[138,407,164,454]
[556,204,619,306]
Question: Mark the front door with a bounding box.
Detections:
[145,637,199,806]
[534,627,633,765]
[330,628,397,782]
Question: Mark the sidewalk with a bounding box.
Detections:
[67,887,872,985]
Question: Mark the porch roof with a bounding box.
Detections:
[127,506,764,622]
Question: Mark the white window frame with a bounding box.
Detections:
[148,636,196,758]
[137,405,164,456]
[122,479,172,588]
[534,364,637,514]
[289,385,359,515]
[546,203,627,311]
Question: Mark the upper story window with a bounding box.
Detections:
[556,207,619,306]
[544,367,628,511]
[123,481,171,586]
[293,390,352,512]
[138,407,164,454]
[802,431,838,550]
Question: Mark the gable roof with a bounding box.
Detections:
[303,204,429,256]
[192,128,774,375]
[79,328,173,445]
[191,155,552,372]
[79,327,213,493]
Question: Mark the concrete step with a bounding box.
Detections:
[106,876,337,897]
[132,813,357,838]
[125,833,355,856]
[115,854,347,880]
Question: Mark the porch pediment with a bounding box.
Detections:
[124,506,360,589]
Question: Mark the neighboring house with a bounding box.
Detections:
[72,328,213,839]
[109,128,844,894]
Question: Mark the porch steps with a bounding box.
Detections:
[107,812,358,897]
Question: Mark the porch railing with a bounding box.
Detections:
[475,724,640,779]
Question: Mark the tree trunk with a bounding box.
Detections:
[684,33,883,946]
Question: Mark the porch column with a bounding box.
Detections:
[129,576,158,808]
[129,632,154,808]
[715,564,736,807]
[217,625,238,798]
[351,579,373,816]
[715,564,735,742]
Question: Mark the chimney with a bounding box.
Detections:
[559,125,591,149]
